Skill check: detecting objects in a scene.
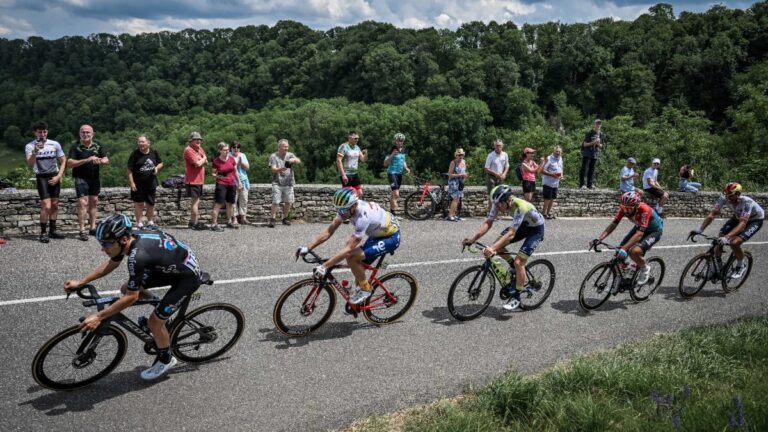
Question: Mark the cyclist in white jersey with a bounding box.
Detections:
[691,182,764,279]
[298,188,400,304]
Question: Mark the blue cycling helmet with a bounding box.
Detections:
[95,214,133,241]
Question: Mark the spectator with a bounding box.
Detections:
[484,138,509,210]
[269,139,301,227]
[579,119,604,190]
[619,157,639,193]
[521,147,539,202]
[642,158,669,215]
[230,140,251,225]
[540,146,564,219]
[383,132,410,216]
[24,121,66,243]
[127,134,163,228]
[210,142,241,231]
[183,132,208,230]
[678,163,702,193]
[67,124,109,241]
[446,148,468,222]
[336,131,368,198]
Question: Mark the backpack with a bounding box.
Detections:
[161,174,185,189]
[514,163,523,181]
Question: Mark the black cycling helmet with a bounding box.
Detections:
[95,214,133,241]
[490,185,514,204]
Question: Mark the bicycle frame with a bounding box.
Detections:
[688,233,737,280]
[465,242,533,295]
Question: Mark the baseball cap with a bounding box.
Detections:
[627,157,636,164]
[524,147,535,154]
[594,119,602,124]
[188,131,203,142]
[652,158,661,164]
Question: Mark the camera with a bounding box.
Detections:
[284,160,292,169]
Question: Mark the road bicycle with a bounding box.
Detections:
[678,233,754,299]
[447,241,555,321]
[32,273,245,391]
[272,251,418,337]
[578,241,665,311]
[404,174,461,220]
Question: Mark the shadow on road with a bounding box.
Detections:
[422,305,518,325]
[658,284,727,302]
[258,321,377,349]
[550,297,637,314]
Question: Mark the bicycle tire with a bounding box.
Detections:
[447,265,495,321]
[578,262,615,311]
[630,257,665,302]
[273,278,336,337]
[170,303,245,362]
[721,251,753,293]
[362,271,419,325]
[404,190,436,220]
[32,325,127,391]
[678,253,711,299]
[519,259,556,311]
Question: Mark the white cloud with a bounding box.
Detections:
[108,18,175,35]
[0,15,32,37]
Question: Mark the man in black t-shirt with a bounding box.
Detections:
[127,134,164,228]
[579,119,604,190]
[67,124,109,241]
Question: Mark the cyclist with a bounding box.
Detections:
[592,191,663,286]
[462,185,545,311]
[297,188,400,305]
[64,214,203,381]
[691,182,764,279]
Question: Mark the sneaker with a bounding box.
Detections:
[192,222,208,231]
[225,222,239,229]
[282,218,291,226]
[140,356,178,381]
[348,288,372,305]
[137,223,144,229]
[588,186,597,190]
[636,266,651,285]
[78,231,89,241]
[88,228,96,236]
[268,218,275,228]
[446,216,457,222]
[731,264,747,279]
[49,231,66,239]
[211,224,224,232]
[579,185,587,190]
[39,233,50,243]
[502,290,521,311]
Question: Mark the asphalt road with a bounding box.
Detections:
[1,217,766,431]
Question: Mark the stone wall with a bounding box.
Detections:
[1,184,767,235]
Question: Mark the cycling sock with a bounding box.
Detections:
[736,259,744,268]
[158,347,172,364]
[40,222,47,234]
[358,280,371,292]
[48,219,57,232]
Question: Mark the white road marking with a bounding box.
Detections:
[2,241,766,307]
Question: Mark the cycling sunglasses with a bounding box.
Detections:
[99,240,116,249]
[336,207,352,216]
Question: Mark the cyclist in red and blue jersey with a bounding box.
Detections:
[593,191,664,285]
[64,214,203,381]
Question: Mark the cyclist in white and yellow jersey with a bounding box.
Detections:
[462,185,546,310]
[298,188,400,304]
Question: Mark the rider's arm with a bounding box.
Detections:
[598,220,619,242]
[95,290,140,320]
[307,218,342,251]
[488,227,516,255]
[447,160,456,178]
[336,152,346,178]
[464,218,494,245]
[65,258,122,289]
[323,235,363,269]
[698,208,720,232]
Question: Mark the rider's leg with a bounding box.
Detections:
[513,255,528,289]
[730,236,745,261]
[346,248,369,291]
[629,245,646,268]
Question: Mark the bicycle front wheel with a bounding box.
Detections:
[273,278,336,337]
[630,257,665,302]
[363,271,418,325]
[171,303,245,362]
[519,259,556,311]
[722,252,753,293]
[578,262,616,311]
[447,265,495,321]
[678,253,711,299]
[404,190,436,220]
[32,325,127,391]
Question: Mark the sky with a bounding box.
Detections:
[0,0,759,40]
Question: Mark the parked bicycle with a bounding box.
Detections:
[678,233,754,299]
[579,241,665,311]
[272,250,418,337]
[404,174,460,220]
[32,273,245,391]
[447,241,555,321]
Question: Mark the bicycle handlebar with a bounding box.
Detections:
[66,284,100,300]
[589,240,620,253]
[687,232,718,243]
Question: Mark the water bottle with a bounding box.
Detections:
[137,315,150,333]
[490,256,511,286]
[339,279,352,293]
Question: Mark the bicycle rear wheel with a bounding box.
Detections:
[32,325,127,391]
[363,271,418,325]
[578,262,615,311]
[404,190,435,220]
[678,254,711,299]
[519,259,556,311]
[273,278,336,337]
[630,257,665,302]
[722,252,753,293]
[447,265,495,321]
[171,303,245,362]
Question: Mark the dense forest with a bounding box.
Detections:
[0,2,766,191]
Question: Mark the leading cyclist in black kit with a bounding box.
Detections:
[64,214,203,380]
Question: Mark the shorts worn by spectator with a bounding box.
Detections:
[384,133,410,215]
[541,146,563,219]
[183,132,207,229]
[128,134,163,230]
[24,121,66,243]
[210,142,241,231]
[269,139,301,227]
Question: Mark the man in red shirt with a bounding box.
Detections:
[183,132,208,230]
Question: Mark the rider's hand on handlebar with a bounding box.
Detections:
[590,238,600,249]
[64,280,83,292]
[482,246,496,259]
[690,229,702,237]
[461,238,472,247]
[617,249,628,260]
[296,246,309,260]
[312,265,326,279]
[719,236,731,245]
[79,314,102,333]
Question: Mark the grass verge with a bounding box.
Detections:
[345,316,768,431]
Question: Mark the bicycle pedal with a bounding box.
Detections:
[343,303,360,318]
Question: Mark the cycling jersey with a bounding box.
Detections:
[111,231,200,291]
[613,202,663,232]
[341,200,399,239]
[337,143,362,175]
[714,195,765,221]
[487,197,545,230]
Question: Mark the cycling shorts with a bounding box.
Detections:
[620,227,662,253]
[142,274,201,320]
[720,217,763,241]
[361,231,401,264]
[499,222,544,260]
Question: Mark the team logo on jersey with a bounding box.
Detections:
[163,239,177,251]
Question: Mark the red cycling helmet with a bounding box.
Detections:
[620,191,641,207]
[724,182,742,196]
